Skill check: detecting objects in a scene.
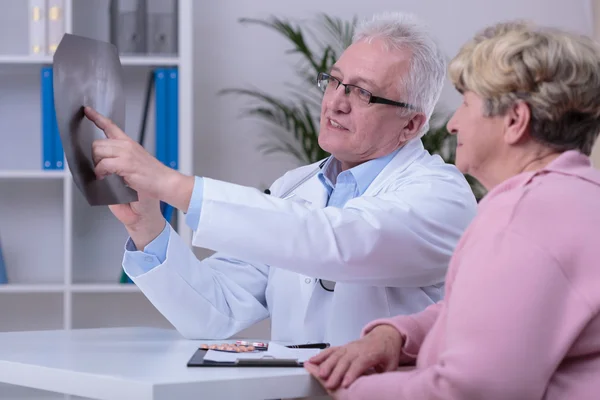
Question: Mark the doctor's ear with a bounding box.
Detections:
[400,112,426,142]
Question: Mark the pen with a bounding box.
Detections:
[286,343,330,349]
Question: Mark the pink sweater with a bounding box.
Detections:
[341,151,600,400]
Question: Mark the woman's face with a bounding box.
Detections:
[446,91,506,188]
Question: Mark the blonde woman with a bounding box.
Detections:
[305,21,600,400]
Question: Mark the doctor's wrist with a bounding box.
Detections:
[126,218,166,251]
[161,170,195,213]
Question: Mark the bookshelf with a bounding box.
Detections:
[0,0,193,398]
[0,54,180,66]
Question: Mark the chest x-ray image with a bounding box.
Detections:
[53,33,138,206]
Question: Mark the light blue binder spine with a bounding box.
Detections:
[154,68,174,224]
[41,67,55,170]
[154,68,167,166]
[0,236,7,284]
[167,67,178,170]
[50,69,64,170]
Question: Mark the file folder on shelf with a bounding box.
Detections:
[154,67,178,225]
[47,0,65,55]
[166,68,178,170]
[146,0,178,55]
[41,67,55,170]
[51,76,64,169]
[41,66,64,170]
[28,0,46,55]
[110,0,147,54]
[0,235,8,284]
[154,67,178,170]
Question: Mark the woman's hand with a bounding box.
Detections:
[305,325,404,391]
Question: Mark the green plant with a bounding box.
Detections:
[220,14,353,164]
[221,13,486,199]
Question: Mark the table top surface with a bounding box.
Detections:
[0,327,325,400]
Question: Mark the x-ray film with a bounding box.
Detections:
[52,33,138,206]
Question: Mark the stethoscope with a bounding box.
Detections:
[264,159,336,292]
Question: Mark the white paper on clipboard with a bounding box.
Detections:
[203,342,322,363]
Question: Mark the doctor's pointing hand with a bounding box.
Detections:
[85,106,194,249]
[85,12,477,347]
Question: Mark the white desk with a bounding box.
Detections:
[0,327,327,399]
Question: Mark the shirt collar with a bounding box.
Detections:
[318,147,401,195]
[479,150,600,208]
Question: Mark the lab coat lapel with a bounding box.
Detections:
[364,139,427,196]
[287,173,329,209]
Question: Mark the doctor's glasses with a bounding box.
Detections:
[316,72,416,110]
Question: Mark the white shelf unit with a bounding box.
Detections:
[0,0,193,379]
[0,0,193,326]
[0,54,180,66]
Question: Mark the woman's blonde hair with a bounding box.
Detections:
[449,21,600,155]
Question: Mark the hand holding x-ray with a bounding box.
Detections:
[52,33,138,206]
[83,106,179,202]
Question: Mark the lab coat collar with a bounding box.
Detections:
[363,138,428,196]
[285,138,427,209]
[317,147,401,196]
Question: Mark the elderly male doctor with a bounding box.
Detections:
[87,12,477,346]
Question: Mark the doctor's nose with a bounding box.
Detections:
[326,85,351,114]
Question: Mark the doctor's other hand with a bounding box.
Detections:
[305,325,403,391]
[84,106,194,212]
[109,192,165,250]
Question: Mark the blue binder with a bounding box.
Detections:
[166,68,178,170]
[41,67,55,170]
[0,236,8,284]
[41,66,64,170]
[53,99,64,170]
[154,68,168,167]
[154,67,178,225]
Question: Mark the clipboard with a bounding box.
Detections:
[187,349,305,368]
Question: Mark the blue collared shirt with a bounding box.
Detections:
[124,148,400,273]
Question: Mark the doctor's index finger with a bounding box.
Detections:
[84,106,130,141]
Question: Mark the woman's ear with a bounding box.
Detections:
[504,101,531,145]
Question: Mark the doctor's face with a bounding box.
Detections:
[318,38,421,170]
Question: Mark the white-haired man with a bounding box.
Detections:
[86,12,477,345]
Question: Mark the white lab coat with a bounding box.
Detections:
[127,139,477,345]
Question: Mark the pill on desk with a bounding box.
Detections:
[200,344,209,350]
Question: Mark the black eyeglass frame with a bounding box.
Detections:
[317,72,417,110]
